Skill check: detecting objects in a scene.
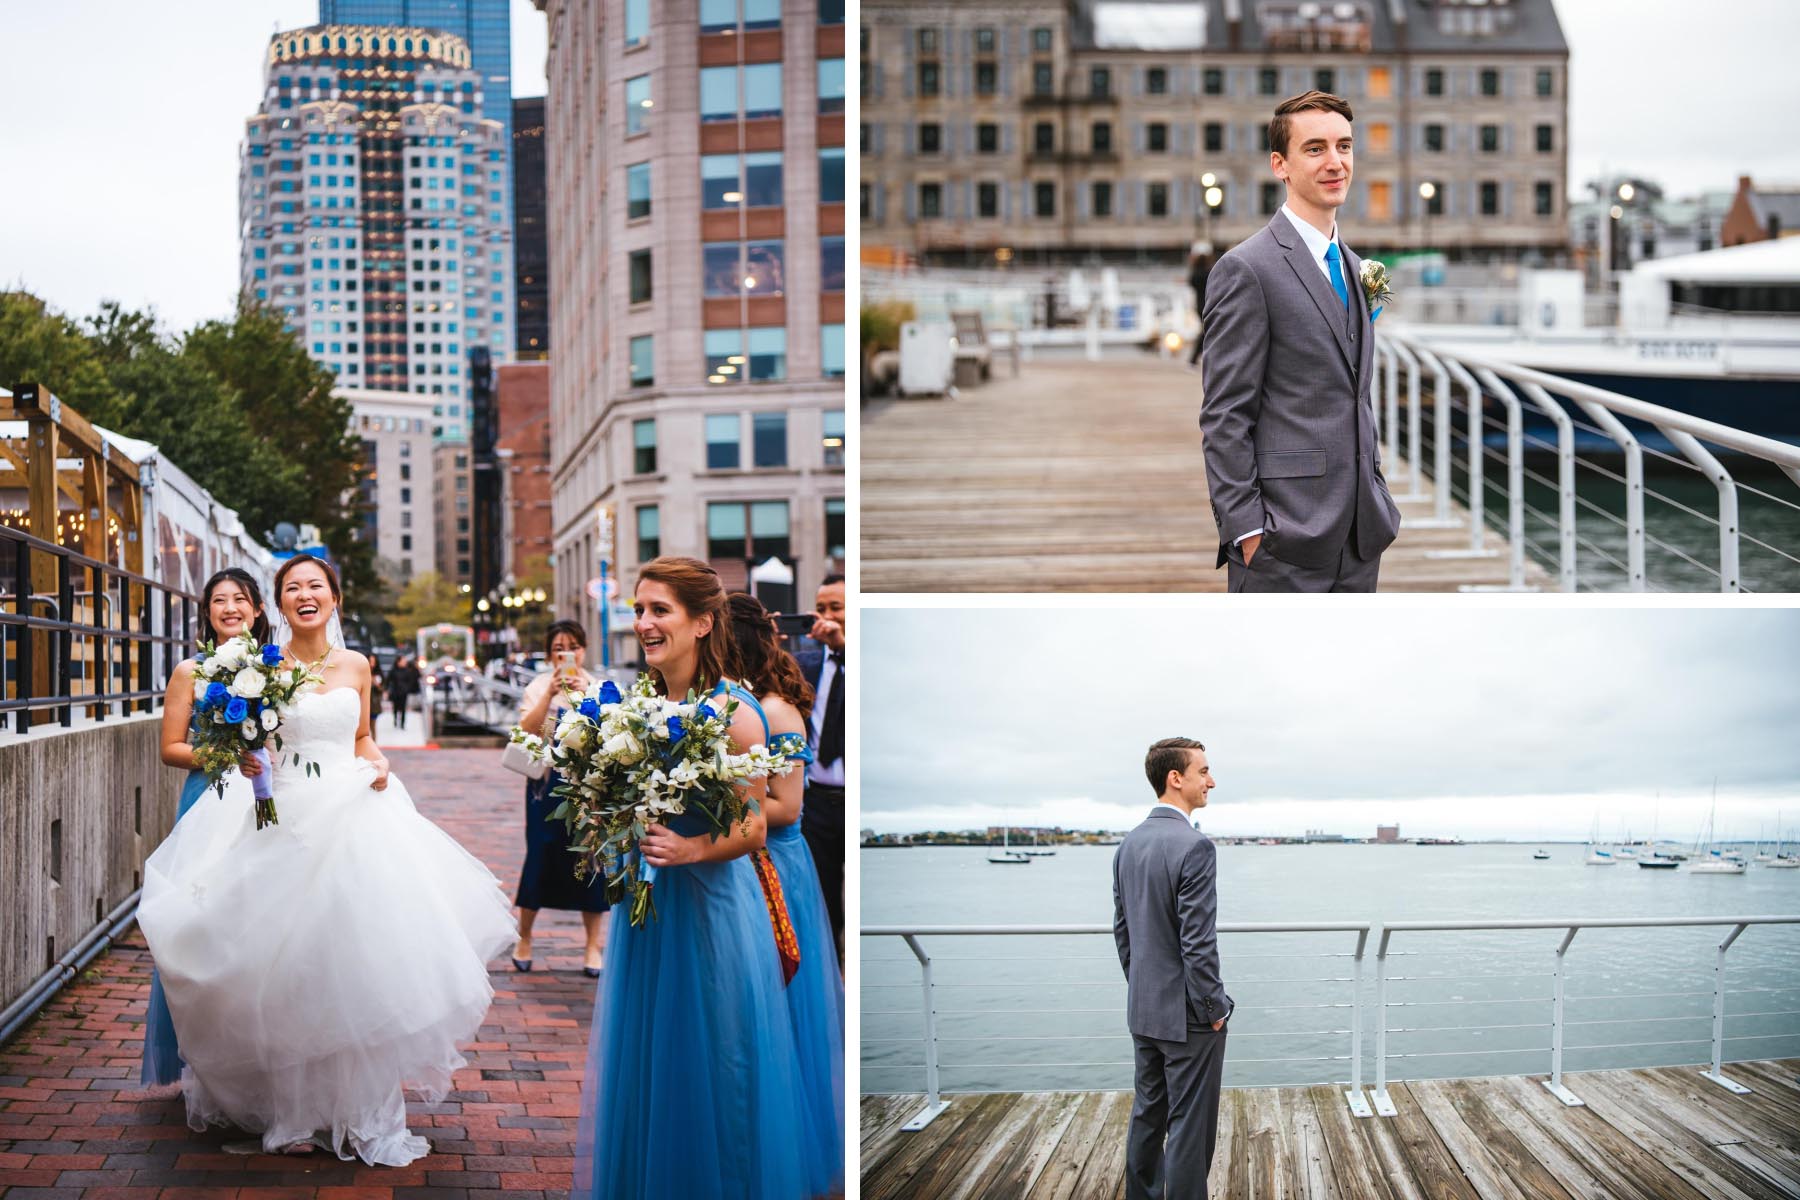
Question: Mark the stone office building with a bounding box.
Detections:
[861,0,1571,264]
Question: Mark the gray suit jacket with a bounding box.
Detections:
[1113,808,1233,1043]
[1199,213,1402,569]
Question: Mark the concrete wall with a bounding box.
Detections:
[0,714,183,1016]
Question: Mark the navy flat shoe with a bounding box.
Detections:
[512,957,533,973]
[583,966,601,978]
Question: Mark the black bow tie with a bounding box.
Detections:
[829,650,844,666]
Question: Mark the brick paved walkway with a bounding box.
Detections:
[0,749,597,1200]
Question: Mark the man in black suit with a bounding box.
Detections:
[793,573,846,966]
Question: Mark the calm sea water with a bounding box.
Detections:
[861,844,1800,1094]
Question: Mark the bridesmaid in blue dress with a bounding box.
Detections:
[726,593,844,1196]
[572,557,812,1199]
[142,567,272,1086]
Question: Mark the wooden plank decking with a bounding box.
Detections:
[863,357,1552,593]
[861,1059,1800,1199]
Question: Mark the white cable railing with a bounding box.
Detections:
[861,916,1800,1132]
[1374,327,1800,591]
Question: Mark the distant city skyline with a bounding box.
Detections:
[863,607,1800,841]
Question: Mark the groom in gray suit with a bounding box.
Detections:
[1112,737,1231,1199]
[1199,90,1402,591]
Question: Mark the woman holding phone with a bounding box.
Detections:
[512,619,609,975]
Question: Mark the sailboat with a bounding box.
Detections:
[1639,794,1680,868]
[1584,815,1615,865]
[1532,848,1551,860]
[1765,814,1799,868]
[987,823,1030,865]
[1687,781,1746,875]
[1021,828,1057,857]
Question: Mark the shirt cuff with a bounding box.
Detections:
[1234,528,1264,545]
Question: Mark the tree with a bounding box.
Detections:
[388,571,471,645]
[0,292,118,418]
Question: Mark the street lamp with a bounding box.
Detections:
[1201,173,1223,250]
[1418,181,1436,253]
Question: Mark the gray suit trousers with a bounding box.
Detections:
[1226,535,1379,593]
[1126,1024,1229,1200]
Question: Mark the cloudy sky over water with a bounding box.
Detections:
[2,1,1795,334]
[863,607,1800,842]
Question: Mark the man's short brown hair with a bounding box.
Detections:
[1145,737,1206,796]
[1268,90,1354,158]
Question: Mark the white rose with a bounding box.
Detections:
[193,675,209,702]
[240,720,259,740]
[214,640,245,670]
[230,667,267,699]
[259,708,280,731]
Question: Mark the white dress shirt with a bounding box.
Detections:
[807,653,844,787]
[1152,801,1201,829]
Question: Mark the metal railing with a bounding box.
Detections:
[2,525,198,732]
[1374,327,1800,591]
[862,922,1374,1130]
[862,915,1800,1132]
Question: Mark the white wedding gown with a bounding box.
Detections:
[138,687,517,1165]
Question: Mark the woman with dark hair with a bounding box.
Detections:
[142,567,272,1088]
[138,553,516,1164]
[573,557,812,1200]
[512,618,608,975]
[727,592,844,1195]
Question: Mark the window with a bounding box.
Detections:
[918,63,940,96]
[624,0,648,46]
[1204,68,1224,96]
[975,62,997,95]
[745,152,781,206]
[820,148,844,204]
[1092,180,1113,218]
[1535,181,1554,217]
[1090,67,1110,98]
[1369,181,1392,221]
[1536,68,1554,97]
[1259,67,1278,95]
[633,419,656,473]
[1369,123,1392,155]
[1035,181,1056,217]
[1146,67,1167,94]
[1204,122,1223,152]
[1147,122,1167,153]
[706,414,740,468]
[978,181,999,218]
[823,324,846,378]
[1424,124,1444,153]
[1425,182,1444,216]
[1424,68,1444,97]
[1368,66,1391,99]
[705,329,743,383]
[1480,69,1500,97]
[977,123,1000,153]
[753,412,787,467]
[702,154,738,207]
[1034,122,1054,154]
[975,27,996,53]
[625,75,651,135]
[819,0,843,24]
[707,500,789,563]
[818,58,845,113]
[920,123,943,154]
[919,182,942,218]
[745,63,782,118]
[636,505,660,560]
[917,28,938,54]
[747,240,785,294]
[1480,181,1499,216]
[1536,124,1553,153]
[700,0,734,32]
[707,502,747,560]
[1148,182,1168,217]
[748,327,786,382]
[821,236,844,291]
[823,409,845,466]
[1033,63,1053,96]
[629,249,652,303]
[701,0,779,31]
[627,162,651,219]
[1261,180,1280,215]
[1315,68,1334,93]
[1032,27,1052,51]
[1092,122,1112,154]
[1480,124,1499,153]
[825,497,845,561]
[702,66,737,120]
[629,335,654,386]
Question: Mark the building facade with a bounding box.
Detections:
[433,440,474,586]
[342,386,438,583]
[514,97,550,357]
[496,363,553,578]
[861,0,1570,264]
[240,25,514,439]
[1720,174,1800,248]
[537,0,849,646]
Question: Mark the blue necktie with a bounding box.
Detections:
[1325,242,1350,311]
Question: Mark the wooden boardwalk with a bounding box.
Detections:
[863,356,1552,593]
[861,1059,1800,1199]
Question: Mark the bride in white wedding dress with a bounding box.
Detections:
[138,554,516,1165]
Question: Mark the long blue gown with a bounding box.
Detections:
[141,713,209,1086]
[571,684,814,1199]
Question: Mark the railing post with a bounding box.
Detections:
[1471,369,1532,591]
[56,550,73,728]
[1571,398,1646,590]
[1422,355,1501,565]
[1700,922,1752,1094]
[1372,927,1396,1116]
[1382,342,1401,481]
[1519,381,1578,592]
[901,934,951,1130]
[1543,926,1584,1106]
[1347,928,1373,1117]
[1661,428,1742,593]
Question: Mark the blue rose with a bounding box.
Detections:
[578,698,602,721]
[598,679,622,705]
[667,715,686,745]
[225,696,248,724]
[260,643,283,667]
[204,682,230,710]
[697,702,717,722]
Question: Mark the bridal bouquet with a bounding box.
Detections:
[189,635,319,828]
[527,673,799,925]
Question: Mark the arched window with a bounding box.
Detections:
[421,39,431,54]
[404,38,413,53]
[387,37,398,53]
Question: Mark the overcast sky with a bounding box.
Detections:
[1,1,1795,334]
[863,607,1800,842]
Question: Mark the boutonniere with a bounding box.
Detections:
[1360,259,1394,323]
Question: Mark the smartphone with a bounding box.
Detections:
[553,650,582,671]
[774,612,817,638]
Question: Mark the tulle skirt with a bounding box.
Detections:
[137,760,516,1165]
[574,836,814,1199]
[767,821,846,1195]
[141,767,211,1087]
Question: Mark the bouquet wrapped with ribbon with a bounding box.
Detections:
[526,673,800,926]
[188,635,320,828]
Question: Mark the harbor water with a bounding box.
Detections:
[862,843,1800,1094]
